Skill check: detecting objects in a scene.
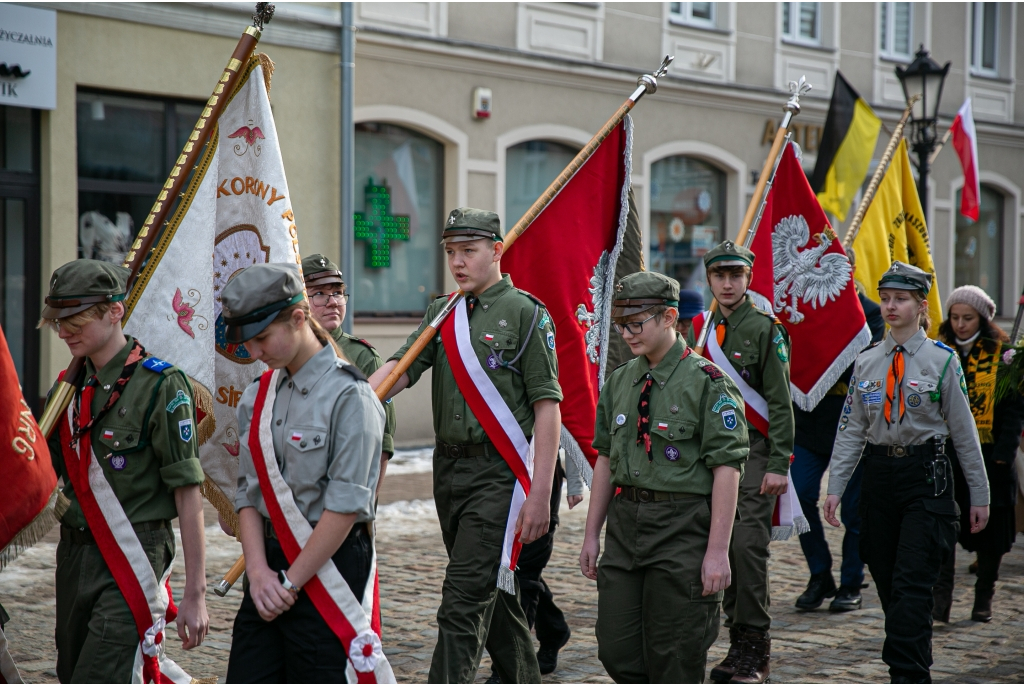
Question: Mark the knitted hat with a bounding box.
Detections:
[946,285,996,321]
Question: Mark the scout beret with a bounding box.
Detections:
[221,263,304,344]
[703,240,754,269]
[302,253,344,287]
[611,271,680,319]
[441,207,503,244]
[677,289,705,319]
[42,259,130,319]
[877,260,932,295]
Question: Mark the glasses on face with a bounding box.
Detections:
[310,290,347,307]
[613,313,658,336]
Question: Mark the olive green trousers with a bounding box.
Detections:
[429,450,541,684]
[722,434,775,632]
[55,526,174,683]
[596,493,722,683]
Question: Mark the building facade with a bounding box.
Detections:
[4,2,1024,444]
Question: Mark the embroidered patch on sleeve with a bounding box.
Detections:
[178,418,194,443]
[166,389,192,413]
[721,409,738,430]
[142,357,171,372]
[700,365,724,381]
[712,393,739,413]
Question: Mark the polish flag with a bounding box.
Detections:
[951,98,980,222]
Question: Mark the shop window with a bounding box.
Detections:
[353,122,444,316]
[669,2,716,28]
[970,3,998,76]
[781,2,821,46]
[505,140,579,230]
[76,90,203,264]
[954,185,1003,312]
[879,2,912,61]
[649,156,726,303]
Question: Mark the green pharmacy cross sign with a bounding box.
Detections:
[354,178,411,268]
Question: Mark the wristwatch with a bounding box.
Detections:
[278,570,301,595]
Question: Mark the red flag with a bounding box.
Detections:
[748,144,870,410]
[502,118,633,477]
[0,325,60,568]
[951,98,980,222]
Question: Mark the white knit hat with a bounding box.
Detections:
[946,285,996,321]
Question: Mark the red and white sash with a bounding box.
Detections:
[248,370,395,684]
[693,311,808,541]
[440,296,534,594]
[57,387,188,684]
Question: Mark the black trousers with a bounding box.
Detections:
[860,452,959,684]
[226,527,371,684]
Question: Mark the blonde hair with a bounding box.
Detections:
[910,291,931,332]
[37,302,114,334]
[271,299,350,363]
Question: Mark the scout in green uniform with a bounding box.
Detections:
[370,208,562,684]
[688,242,795,684]
[39,259,208,682]
[580,271,747,683]
[303,253,397,492]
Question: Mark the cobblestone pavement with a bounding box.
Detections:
[4,458,1024,683]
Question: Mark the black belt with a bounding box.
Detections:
[435,440,500,458]
[60,519,171,546]
[864,440,945,458]
[619,486,703,503]
[264,517,365,541]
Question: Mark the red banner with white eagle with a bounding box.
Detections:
[748,143,870,411]
[501,118,633,482]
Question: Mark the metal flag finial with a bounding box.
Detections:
[636,55,675,96]
[253,3,275,30]
[784,75,812,115]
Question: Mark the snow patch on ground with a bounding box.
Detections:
[387,447,433,475]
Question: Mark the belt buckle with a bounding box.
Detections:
[638,489,652,503]
[893,445,906,457]
[449,445,462,458]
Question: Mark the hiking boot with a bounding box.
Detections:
[729,628,770,684]
[536,628,571,675]
[795,571,837,611]
[710,625,746,683]
[829,585,863,612]
[972,587,994,623]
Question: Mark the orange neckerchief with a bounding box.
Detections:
[884,345,906,426]
[716,320,727,347]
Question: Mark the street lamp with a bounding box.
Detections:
[895,45,951,218]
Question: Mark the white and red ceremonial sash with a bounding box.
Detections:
[57,388,188,684]
[248,370,394,684]
[693,312,809,540]
[439,296,534,594]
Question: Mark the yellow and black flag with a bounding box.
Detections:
[810,72,882,221]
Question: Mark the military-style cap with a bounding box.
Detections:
[221,263,305,344]
[677,289,705,319]
[703,240,755,269]
[42,259,130,319]
[302,253,344,287]
[611,271,681,319]
[441,207,503,244]
[877,260,932,295]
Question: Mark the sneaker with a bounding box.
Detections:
[829,585,862,612]
[795,572,837,611]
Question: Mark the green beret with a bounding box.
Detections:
[302,253,344,287]
[42,259,130,319]
[611,271,680,319]
[441,207,502,244]
[878,260,932,295]
[221,263,305,344]
[703,240,754,269]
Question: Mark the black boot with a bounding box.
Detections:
[536,628,570,675]
[829,585,863,612]
[710,625,746,683]
[795,571,837,610]
[729,628,770,684]
[972,587,994,622]
[972,551,1002,623]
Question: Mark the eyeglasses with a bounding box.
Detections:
[310,291,347,306]
[613,313,658,336]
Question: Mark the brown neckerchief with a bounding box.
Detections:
[71,339,148,444]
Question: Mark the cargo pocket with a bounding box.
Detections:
[922,496,961,551]
[689,582,723,603]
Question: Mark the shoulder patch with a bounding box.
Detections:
[933,340,955,354]
[141,357,173,373]
[354,338,376,350]
[700,364,725,381]
[515,288,547,309]
[335,359,368,382]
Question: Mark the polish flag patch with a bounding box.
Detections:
[484,334,495,341]
[732,352,742,359]
[656,422,669,431]
[102,429,115,440]
[290,432,303,441]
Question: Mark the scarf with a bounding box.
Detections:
[70,339,147,444]
[963,337,1001,444]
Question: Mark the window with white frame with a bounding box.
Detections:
[669,2,716,28]
[970,3,998,76]
[879,2,912,61]
[781,2,821,46]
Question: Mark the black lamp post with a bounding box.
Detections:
[895,45,951,219]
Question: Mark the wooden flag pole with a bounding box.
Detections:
[693,77,811,356]
[212,56,678,596]
[37,4,275,440]
[841,96,918,250]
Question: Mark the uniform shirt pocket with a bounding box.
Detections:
[285,426,329,454]
[94,422,145,475]
[649,414,697,465]
[479,330,520,352]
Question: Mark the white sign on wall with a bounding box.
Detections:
[0,4,56,110]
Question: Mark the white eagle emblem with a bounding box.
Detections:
[771,215,851,323]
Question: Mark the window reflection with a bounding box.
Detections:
[955,185,1003,312]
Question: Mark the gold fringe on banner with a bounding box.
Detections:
[257,53,274,96]
[0,486,69,570]
[201,477,239,537]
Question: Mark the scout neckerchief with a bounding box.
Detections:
[636,373,654,462]
[248,369,395,684]
[439,295,533,595]
[57,382,189,684]
[692,309,809,541]
[962,337,1001,443]
[884,345,906,426]
[70,339,147,444]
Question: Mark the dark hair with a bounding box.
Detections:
[938,315,1010,344]
[270,300,350,362]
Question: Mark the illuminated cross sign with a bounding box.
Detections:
[354,178,411,268]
